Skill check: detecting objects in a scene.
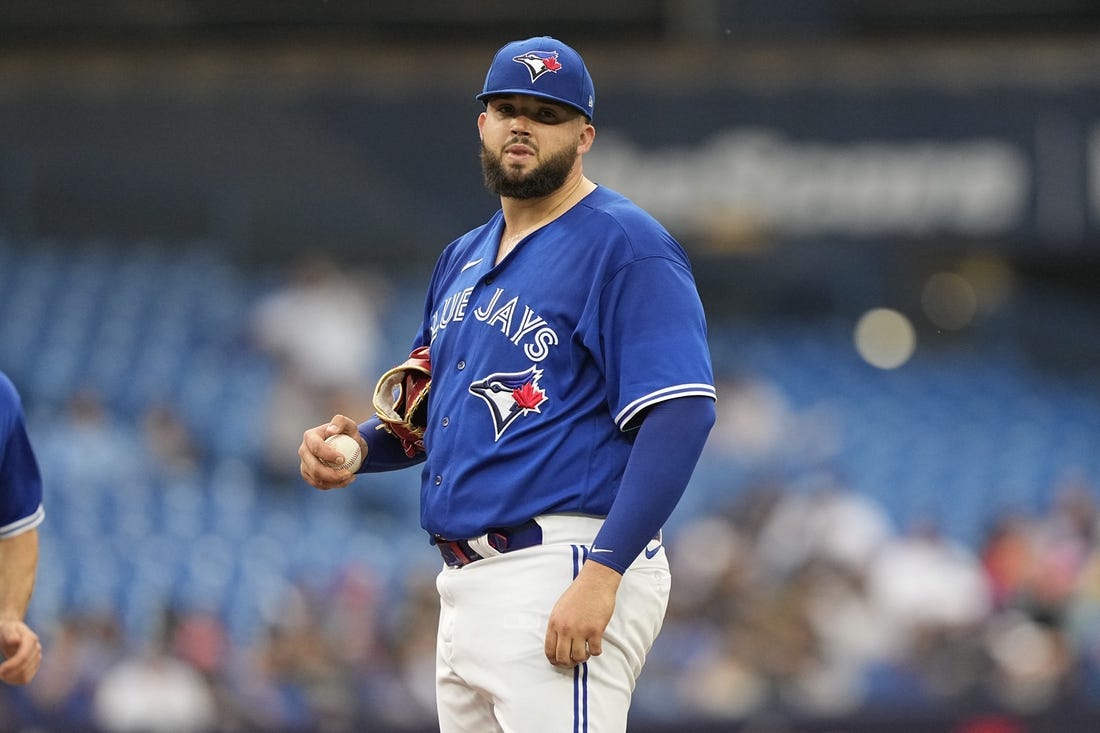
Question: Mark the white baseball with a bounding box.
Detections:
[324,433,363,472]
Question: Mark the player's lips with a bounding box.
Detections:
[504,144,536,158]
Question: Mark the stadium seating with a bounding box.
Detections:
[2,238,1098,646]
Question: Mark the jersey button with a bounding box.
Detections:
[434,475,443,486]
[457,360,466,371]
[441,416,450,427]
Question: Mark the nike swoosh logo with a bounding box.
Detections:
[590,548,612,553]
[644,544,662,560]
[461,258,483,272]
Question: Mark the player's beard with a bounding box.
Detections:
[481,139,578,199]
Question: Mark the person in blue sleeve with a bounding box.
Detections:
[0,371,45,685]
[300,36,715,732]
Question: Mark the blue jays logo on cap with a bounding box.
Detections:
[469,365,549,441]
[476,36,595,120]
[512,51,563,83]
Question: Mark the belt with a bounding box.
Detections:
[434,519,544,568]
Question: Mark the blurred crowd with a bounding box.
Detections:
[636,469,1100,725]
[4,457,1100,731]
[2,390,1100,731]
[0,565,442,732]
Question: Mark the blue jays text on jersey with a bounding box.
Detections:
[431,285,559,363]
[410,185,716,540]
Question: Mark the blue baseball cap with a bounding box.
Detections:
[476,37,595,121]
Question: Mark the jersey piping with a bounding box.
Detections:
[614,383,718,430]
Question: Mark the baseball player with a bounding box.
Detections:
[0,370,45,686]
[300,36,716,732]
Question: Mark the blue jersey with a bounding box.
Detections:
[412,186,715,540]
[0,372,44,539]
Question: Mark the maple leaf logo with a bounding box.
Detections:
[512,381,547,411]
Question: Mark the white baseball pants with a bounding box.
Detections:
[434,514,670,733]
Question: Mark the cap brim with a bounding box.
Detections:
[476,89,591,120]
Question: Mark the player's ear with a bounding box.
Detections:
[578,123,595,154]
[477,111,487,138]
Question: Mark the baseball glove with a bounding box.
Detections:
[372,345,431,457]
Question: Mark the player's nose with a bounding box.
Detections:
[510,115,533,135]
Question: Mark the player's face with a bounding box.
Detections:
[478,95,593,199]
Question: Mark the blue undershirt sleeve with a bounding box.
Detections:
[587,395,716,574]
[356,416,426,472]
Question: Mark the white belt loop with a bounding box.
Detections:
[466,533,504,558]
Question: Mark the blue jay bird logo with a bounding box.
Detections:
[511,51,563,83]
[469,365,548,440]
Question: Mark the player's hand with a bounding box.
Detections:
[299,415,365,490]
[0,620,43,685]
[544,560,622,668]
